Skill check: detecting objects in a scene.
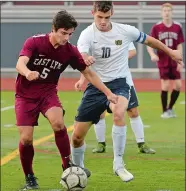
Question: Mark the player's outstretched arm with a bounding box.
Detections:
[74,52,95,91]
[146,46,159,62]
[128,42,136,60]
[16,56,33,76]
[144,35,183,65]
[81,67,118,104]
[177,44,183,58]
[128,49,136,59]
[16,56,30,76]
[74,74,86,91]
[81,53,95,66]
[176,43,184,71]
[16,56,39,81]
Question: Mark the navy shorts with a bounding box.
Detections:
[127,86,139,110]
[75,78,134,124]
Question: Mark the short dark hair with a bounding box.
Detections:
[93,1,113,13]
[52,10,78,31]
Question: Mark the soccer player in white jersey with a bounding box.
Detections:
[75,42,156,154]
[71,1,183,182]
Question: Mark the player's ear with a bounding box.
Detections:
[52,25,55,32]
[111,9,114,16]
[91,10,94,16]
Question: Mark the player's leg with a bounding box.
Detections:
[167,68,182,117]
[41,93,71,171]
[108,79,133,182]
[127,86,155,154]
[159,67,171,118]
[45,107,71,168]
[161,79,170,118]
[127,107,156,154]
[71,83,108,177]
[92,111,107,153]
[71,121,92,177]
[109,95,133,182]
[167,79,181,117]
[15,96,39,190]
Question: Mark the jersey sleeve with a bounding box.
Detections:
[69,46,87,71]
[19,37,36,58]
[178,25,185,44]
[128,42,136,50]
[77,29,91,54]
[125,25,147,44]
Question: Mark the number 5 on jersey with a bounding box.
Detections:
[40,68,50,79]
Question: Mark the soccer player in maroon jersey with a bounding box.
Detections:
[15,10,118,190]
[147,3,184,118]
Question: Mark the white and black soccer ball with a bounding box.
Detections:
[60,166,88,191]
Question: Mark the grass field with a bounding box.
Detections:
[1,91,185,191]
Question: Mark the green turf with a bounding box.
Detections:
[1,91,185,191]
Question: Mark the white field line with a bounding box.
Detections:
[144,125,151,128]
[180,101,185,105]
[1,105,14,111]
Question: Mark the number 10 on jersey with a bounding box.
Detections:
[165,39,173,47]
[102,47,111,58]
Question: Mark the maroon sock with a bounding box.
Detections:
[161,91,168,112]
[54,127,71,169]
[168,89,180,109]
[19,142,34,176]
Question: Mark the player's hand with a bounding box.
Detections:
[170,50,183,65]
[176,61,184,72]
[151,54,159,62]
[107,92,118,104]
[84,56,95,66]
[75,80,84,91]
[25,71,40,81]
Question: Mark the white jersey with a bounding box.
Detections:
[126,43,135,86]
[78,22,146,82]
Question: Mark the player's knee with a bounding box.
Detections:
[175,86,181,91]
[21,135,33,145]
[174,82,182,91]
[72,133,84,147]
[162,85,169,91]
[51,119,64,131]
[161,82,170,91]
[113,110,125,123]
[127,108,139,118]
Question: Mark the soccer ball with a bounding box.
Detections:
[60,166,88,191]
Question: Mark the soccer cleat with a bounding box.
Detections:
[161,111,171,119]
[138,143,156,154]
[82,167,91,178]
[62,160,91,178]
[167,109,176,118]
[92,142,106,153]
[114,164,134,182]
[20,174,39,190]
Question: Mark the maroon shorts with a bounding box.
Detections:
[158,67,181,80]
[15,92,62,126]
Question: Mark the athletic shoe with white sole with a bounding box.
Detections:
[114,164,134,182]
[167,109,176,118]
[161,111,171,119]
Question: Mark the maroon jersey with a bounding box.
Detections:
[16,33,86,98]
[150,21,184,67]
